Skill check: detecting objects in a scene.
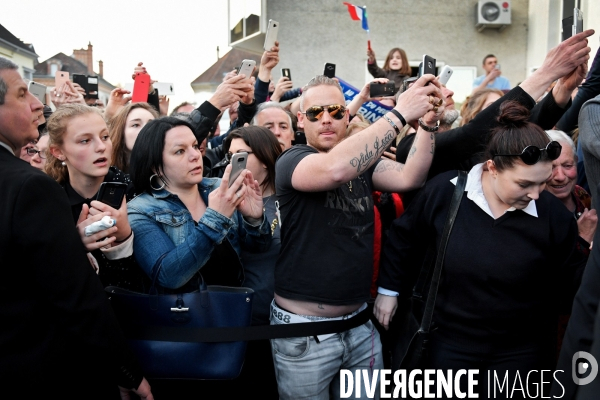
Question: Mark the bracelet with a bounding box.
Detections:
[389,109,407,126]
[383,115,400,135]
[115,230,133,244]
[418,118,439,132]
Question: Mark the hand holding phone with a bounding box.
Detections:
[55,71,70,90]
[281,68,292,81]
[96,182,128,209]
[228,152,248,188]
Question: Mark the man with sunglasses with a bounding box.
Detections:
[270,73,445,399]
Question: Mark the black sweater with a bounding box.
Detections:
[378,170,585,352]
[396,86,570,180]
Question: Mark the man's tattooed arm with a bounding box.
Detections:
[349,129,395,173]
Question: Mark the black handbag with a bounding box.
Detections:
[399,170,467,370]
[106,264,254,380]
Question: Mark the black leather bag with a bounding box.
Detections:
[399,170,467,371]
[106,269,254,380]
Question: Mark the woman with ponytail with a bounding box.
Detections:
[375,101,586,397]
[46,104,148,291]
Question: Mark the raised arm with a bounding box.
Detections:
[290,74,442,192]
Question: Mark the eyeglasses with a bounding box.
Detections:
[225,151,253,163]
[26,148,46,159]
[493,141,562,165]
[301,104,346,122]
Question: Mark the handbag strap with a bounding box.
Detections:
[419,170,467,333]
[119,306,371,343]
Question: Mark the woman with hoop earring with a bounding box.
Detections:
[127,117,271,290]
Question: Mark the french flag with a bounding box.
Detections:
[343,2,369,32]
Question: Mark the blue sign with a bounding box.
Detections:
[337,78,393,123]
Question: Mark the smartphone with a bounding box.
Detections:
[422,55,436,76]
[370,82,396,98]
[324,63,336,78]
[153,82,175,96]
[28,81,47,105]
[55,71,70,90]
[132,72,151,103]
[96,182,128,209]
[264,19,279,51]
[228,152,248,188]
[72,74,99,99]
[573,7,583,36]
[237,60,256,78]
[72,74,87,94]
[438,65,453,86]
[281,68,292,81]
[87,76,99,99]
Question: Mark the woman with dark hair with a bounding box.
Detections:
[221,126,283,398]
[375,101,586,397]
[367,47,412,87]
[109,102,159,173]
[127,117,270,290]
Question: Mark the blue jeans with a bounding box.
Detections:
[270,303,383,399]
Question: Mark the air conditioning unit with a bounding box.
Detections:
[475,1,511,32]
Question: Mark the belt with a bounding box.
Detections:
[271,301,369,341]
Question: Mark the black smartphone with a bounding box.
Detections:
[228,152,248,188]
[72,74,88,96]
[281,68,292,81]
[73,74,99,99]
[422,55,436,76]
[562,16,574,41]
[370,82,397,98]
[324,63,336,78]
[96,182,128,209]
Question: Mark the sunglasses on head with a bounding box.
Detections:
[301,104,346,122]
[493,141,562,165]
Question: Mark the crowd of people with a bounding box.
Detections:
[2,26,600,400]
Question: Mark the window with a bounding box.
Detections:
[228,0,263,44]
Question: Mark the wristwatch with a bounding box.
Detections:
[418,118,439,132]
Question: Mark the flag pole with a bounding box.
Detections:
[364,5,371,51]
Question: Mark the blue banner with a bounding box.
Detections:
[337,77,393,123]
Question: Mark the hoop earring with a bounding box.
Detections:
[150,174,166,191]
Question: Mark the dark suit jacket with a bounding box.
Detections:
[0,147,141,398]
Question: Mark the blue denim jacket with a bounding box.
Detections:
[127,177,271,289]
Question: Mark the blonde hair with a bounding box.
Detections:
[45,104,103,184]
[460,88,504,126]
[347,120,370,136]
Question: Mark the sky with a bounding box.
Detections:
[3,0,234,113]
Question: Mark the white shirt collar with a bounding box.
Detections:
[0,140,15,156]
[450,163,538,219]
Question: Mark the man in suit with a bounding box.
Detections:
[0,57,152,399]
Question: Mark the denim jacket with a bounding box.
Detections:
[127,177,271,289]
